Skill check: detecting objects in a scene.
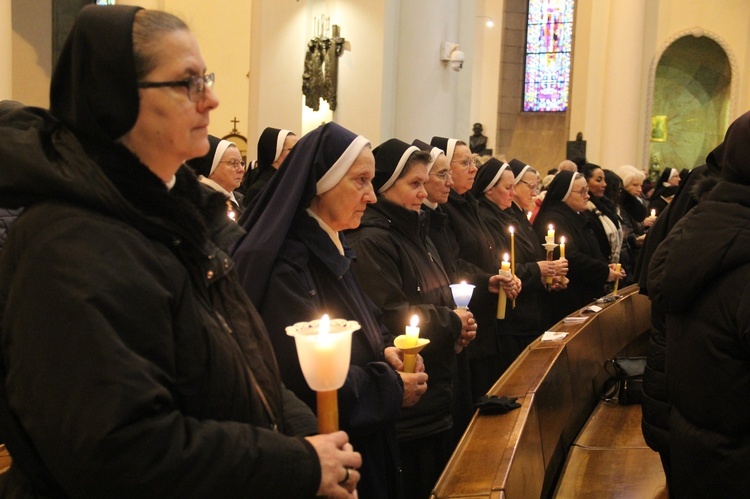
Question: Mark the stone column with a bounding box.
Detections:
[0,0,12,99]
[599,0,646,168]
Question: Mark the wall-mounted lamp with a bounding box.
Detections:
[477,16,495,28]
[440,42,465,72]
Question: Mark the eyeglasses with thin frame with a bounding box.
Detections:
[219,160,246,170]
[571,187,590,197]
[451,158,475,170]
[517,179,539,192]
[429,170,453,181]
[138,73,215,102]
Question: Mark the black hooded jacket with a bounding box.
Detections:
[0,101,320,498]
[347,198,462,441]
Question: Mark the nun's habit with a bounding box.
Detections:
[232,122,404,499]
[430,136,499,403]
[533,171,610,325]
[186,134,245,213]
[346,138,460,499]
[241,127,293,210]
[472,159,547,368]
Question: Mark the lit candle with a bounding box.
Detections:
[497,254,511,319]
[612,263,622,296]
[560,236,566,259]
[450,281,475,310]
[546,224,555,245]
[286,314,358,434]
[405,315,420,348]
[650,209,656,218]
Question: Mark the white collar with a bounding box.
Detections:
[306,208,345,256]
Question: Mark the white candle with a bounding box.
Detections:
[450,281,475,309]
[560,236,566,259]
[547,224,555,245]
[405,315,420,347]
[650,209,656,217]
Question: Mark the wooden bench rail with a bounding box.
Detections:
[432,285,650,499]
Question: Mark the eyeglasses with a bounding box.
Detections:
[517,180,539,192]
[219,160,246,170]
[451,158,475,170]
[429,170,453,181]
[571,188,590,197]
[138,73,215,102]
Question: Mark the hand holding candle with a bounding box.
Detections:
[612,263,622,296]
[286,314,359,434]
[497,254,511,319]
[393,315,429,373]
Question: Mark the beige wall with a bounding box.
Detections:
[10,0,51,107]
[9,0,750,168]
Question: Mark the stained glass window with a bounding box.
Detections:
[523,0,575,112]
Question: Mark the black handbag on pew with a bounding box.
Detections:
[602,357,646,405]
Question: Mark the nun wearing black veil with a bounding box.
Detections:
[533,170,622,325]
[240,127,296,210]
[232,123,428,499]
[471,160,567,368]
[345,139,476,499]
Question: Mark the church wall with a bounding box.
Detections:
[10,0,52,107]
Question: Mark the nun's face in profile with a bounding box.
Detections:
[486,170,516,210]
[383,162,428,212]
[272,134,298,169]
[565,177,590,213]
[668,173,681,186]
[313,148,377,231]
[210,146,244,191]
[513,171,538,211]
[425,153,453,204]
[449,144,477,194]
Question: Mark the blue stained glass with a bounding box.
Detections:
[524,0,574,112]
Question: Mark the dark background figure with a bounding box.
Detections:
[636,141,723,494]
[647,112,750,498]
[469,122,490,155]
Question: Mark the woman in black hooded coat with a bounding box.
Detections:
[647,111,750,498]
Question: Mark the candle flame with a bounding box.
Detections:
[319,314,330,336]
[503,253,509,262]
[410,315,419,328]
[460,280,467,285]
[560,236,565,244]
[509,226,514,234]
[548,224,554,231]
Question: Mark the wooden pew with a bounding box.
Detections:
[431,285,653,498]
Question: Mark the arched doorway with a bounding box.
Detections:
[648,33,731,180]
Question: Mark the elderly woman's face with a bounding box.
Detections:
[587,168,607,198]
[565,177,590,213]
[122,30,219,181]
[449,144,477,195]
[314,148,377,231]
[513,171,538,211]
[424,153,453,204]
[210,146,244,192]
[668,173,681,186]
[383,162,428,212]
[486,170,516,210]
[624,180,642,197]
